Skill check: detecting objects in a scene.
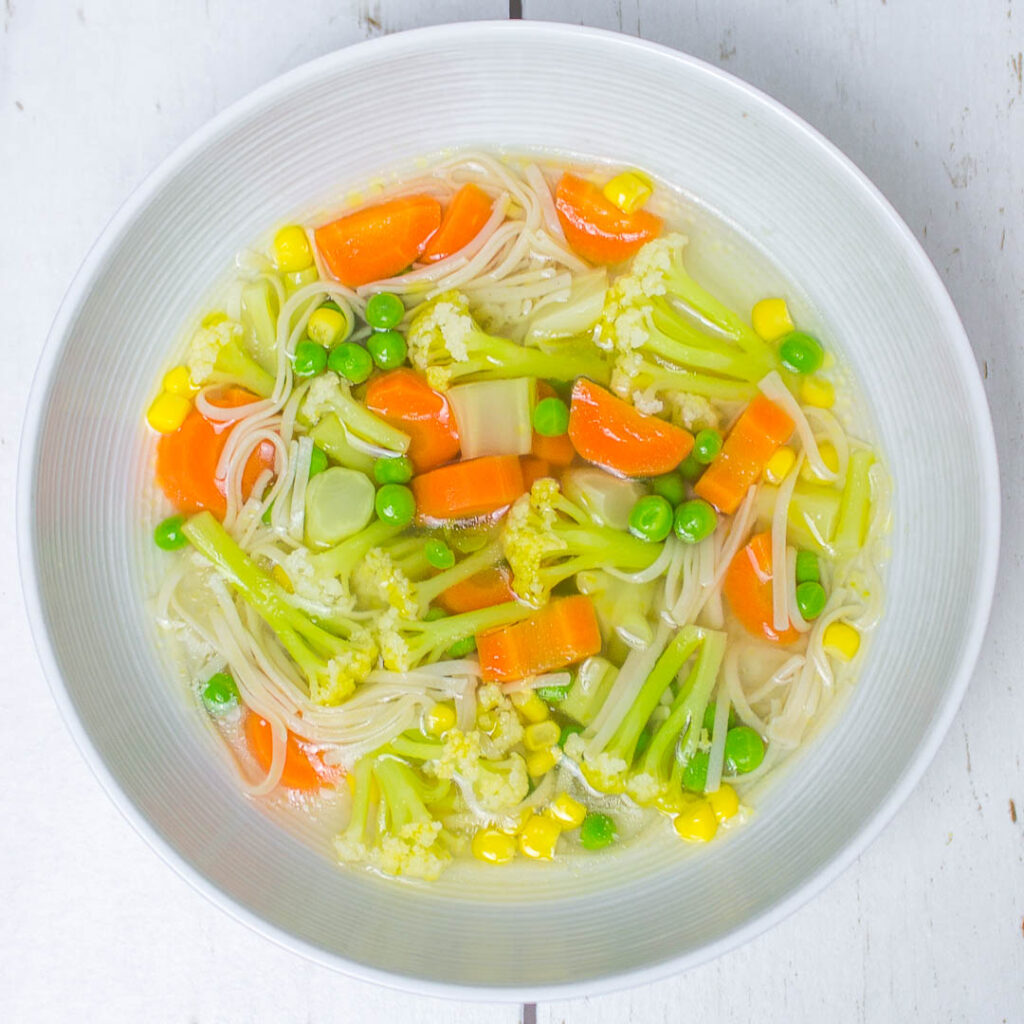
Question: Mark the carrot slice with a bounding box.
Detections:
[364,369,460,472]
[477,595,602,682]
[314,195,442,287]
[439,563,517,614]
[567,378,693,477]
[555,173,662,265]
[412,454,526,521]
[723,532,800,645]
[694,395,795,514]
[420,183,493,264]
[155,387,275,518]
[244,713,330,791]
[520,455,552,489]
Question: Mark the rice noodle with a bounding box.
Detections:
[759,371,837,482]
[771,455,803,632]
[704,690,731,794]
[606,534,677,583]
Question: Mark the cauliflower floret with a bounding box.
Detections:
[625,233,689,298]
[375,607,411,673]
[301,373,346,423]
[475,683,524,756]
[631,387,664,416]
[472,753,529,814]
[280,547,355,611]
[433,728,484,780]
[373,821,451,881]
[625,771,663,805]
[310,630,377,705]
[352,548,417,617]
[408,292,473,367]
[187,319,243,386]
[563,733,630,794]
[665,392,718,432]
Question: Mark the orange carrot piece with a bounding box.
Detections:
[520,455,552,489]
[477,595,603,682]
[568,378,693,477]
[555,173,662,265]
[412,454,525,521]
[438,563,517,614]
[694,395,795,514]
[244,713,331,791]
[723,532,800,645]
[155,387,275,518]
[420,183,493,263]
[364,369,460,472]
[314,195,441,287]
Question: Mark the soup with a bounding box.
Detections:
[145,152,888,881]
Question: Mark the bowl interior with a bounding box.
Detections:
[21,22,997,997]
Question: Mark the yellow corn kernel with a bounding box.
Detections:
[273,225,314,273]
[673,799,719,842]
[764,445,796,484]
[511,691,549,724]
[823,621,861,661]
[162,365,196,397]
[526,747,558,778]
[306,306,348,347]
[546,793,587,828]
[424,701,457,737]
[801,440,839,481]
[146,392,191,433]
[472,828,517,865]
[201,310,228,327]
[751,297,794,342]
[524,720,560,752]
[801,375,835,409]
[284,265,319,295]
[602,171,653,214]
[271,564,294,593]
[518,813,561,860]
[707,784,739,822]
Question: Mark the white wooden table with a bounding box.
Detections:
[3,2,1021,1021]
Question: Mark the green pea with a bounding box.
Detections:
[154,515,187,551]
[375,483,416,526]
[682,749,710,792]
[796,580,827,620]
[365,291,405,330]
[692,429,723,465]
[328,341,373,384]
[532,396,570,437]
[678,453,705,482]
[779,331,824,374]
[559,723,584,748]
[425,538,456,569]
[366,330,407,370]
[202,672,238,713]
[651,473,686,505]
[292,339,327,377]
[447,635,477,658]
[580,812,617,850]
[795,550,820,584]
[628,494,674,543]
[673,499,718,544]
[536,683,571,703]
[309,446,328,479]
[374,455,413,485]
[424,606,448,622]
[724,726,765,774]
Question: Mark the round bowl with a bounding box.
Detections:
[18,21,998,999]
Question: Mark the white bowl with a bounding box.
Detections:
[18,21,998,999]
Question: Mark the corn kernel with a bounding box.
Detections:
[765,445,796,484]
[526,747,558,778]
[801,440,839,481]
[307,306,348,347]
[146,392,191,433]
[201,310,228,327]
[823,621,861,661]
[271,564,294,593]
[424,701,457,737]
[707,784,740,822]
[801,375,835,409]
[673,799,719,842]
[511,691,549,723]
[546,793,587,828]
[162,365,196,396]
[524,720,560,751]
[602,171,653,214]
[273,225,314,273]
[751,298,794,342]
[518,813,561,860]
[284,265,319,295]
[472,828,516,865]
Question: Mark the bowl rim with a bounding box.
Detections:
[17,18,1000,1002]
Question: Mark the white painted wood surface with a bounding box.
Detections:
[2,1,1021,1021]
